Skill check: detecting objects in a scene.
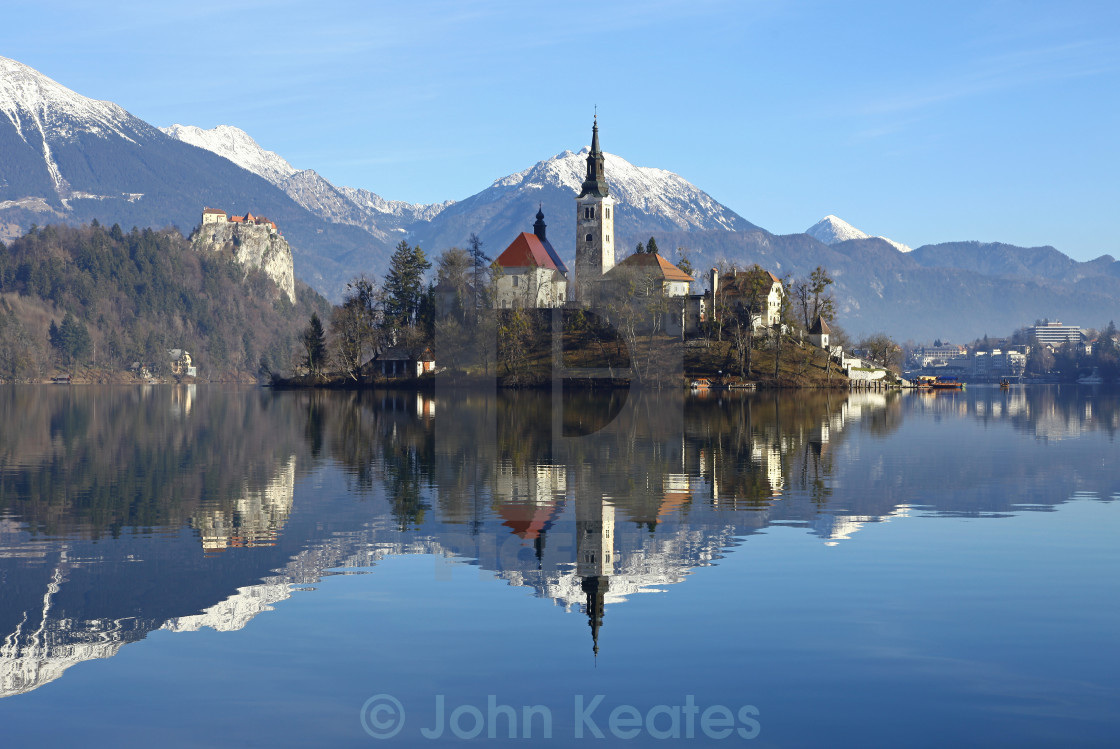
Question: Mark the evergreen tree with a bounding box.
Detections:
[675,246,694,277]
[384,240,432,333]
[646,237,660,255]
[48,312,91,367]
[302,312,327,377]
[634,241,645,256]
[467,233,491,310]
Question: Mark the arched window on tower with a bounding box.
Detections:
[584,207,594,220]
[586,234,593,242]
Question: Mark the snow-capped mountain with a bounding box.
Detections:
[9,54,1120,340]
[0,55,160,205]
[0,57,384,293]
[161,123,453,241]
[408,147,757,263]
[161,122,755,270]
[495,148,746,232]
[161,123,298,185]
[0,57,146,147]
[807,214,912,252]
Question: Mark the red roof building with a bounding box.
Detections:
[492,231,568,308]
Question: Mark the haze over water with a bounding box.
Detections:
[0,385,1117,747]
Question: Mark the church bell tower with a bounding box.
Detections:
[574,116,615,303]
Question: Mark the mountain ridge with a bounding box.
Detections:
[807,214,912,253]
[2,55,1117,341]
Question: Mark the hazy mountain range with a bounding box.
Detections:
[3,55,1118,341]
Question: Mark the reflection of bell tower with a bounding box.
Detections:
[574,116,615,304]
[576,495,615,655]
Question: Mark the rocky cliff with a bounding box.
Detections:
[190,221,296,303]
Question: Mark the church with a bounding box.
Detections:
[492,117,617,307]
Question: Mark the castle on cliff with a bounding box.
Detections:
[201,208,281,235]
[192,208,295,303]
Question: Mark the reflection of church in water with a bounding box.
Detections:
[2,387,913,696]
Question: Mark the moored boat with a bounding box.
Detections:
[929,376,964,389]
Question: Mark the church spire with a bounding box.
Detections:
[582,575,608,657]
[579,115,609,199]
[533,203,547,241]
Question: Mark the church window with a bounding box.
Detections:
[585,233,593,242]
[584,207,594,220]
[606,234,610,243]
[606,208,611,219]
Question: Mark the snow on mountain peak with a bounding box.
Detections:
[162,123,298,184]
[807,215,869,244]
[806,214,911,252]
[0,55,140,144]
[491,149,745,231]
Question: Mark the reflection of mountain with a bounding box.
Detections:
[3,385,1118,697]
[0,552,150,697]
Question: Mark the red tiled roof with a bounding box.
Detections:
[495,501,559,540]
[610,252,695,282]
[493,232,563,271]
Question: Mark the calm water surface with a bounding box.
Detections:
[0,384,1117,748]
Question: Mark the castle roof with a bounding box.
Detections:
[809,315,832,335]
[202,207,226,215]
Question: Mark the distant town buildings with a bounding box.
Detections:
[1030,321,1083,346]
[907,342,1027,378]
[912,344,968,368]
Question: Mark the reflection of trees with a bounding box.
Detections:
[308,387,860,533]
[0,387,308,539]
[684,391,851,510]
[307,390,436,530]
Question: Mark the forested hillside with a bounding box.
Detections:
[0,222,329,381]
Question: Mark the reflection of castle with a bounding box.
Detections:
[0,386,934,696]
[190,456,296,552]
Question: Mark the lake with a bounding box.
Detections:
[1,384,1117,747]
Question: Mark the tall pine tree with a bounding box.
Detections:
[384,241,432,332]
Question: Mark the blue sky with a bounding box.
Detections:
[5,0,1119,260]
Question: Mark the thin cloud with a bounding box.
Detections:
[862,40,1118,117]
